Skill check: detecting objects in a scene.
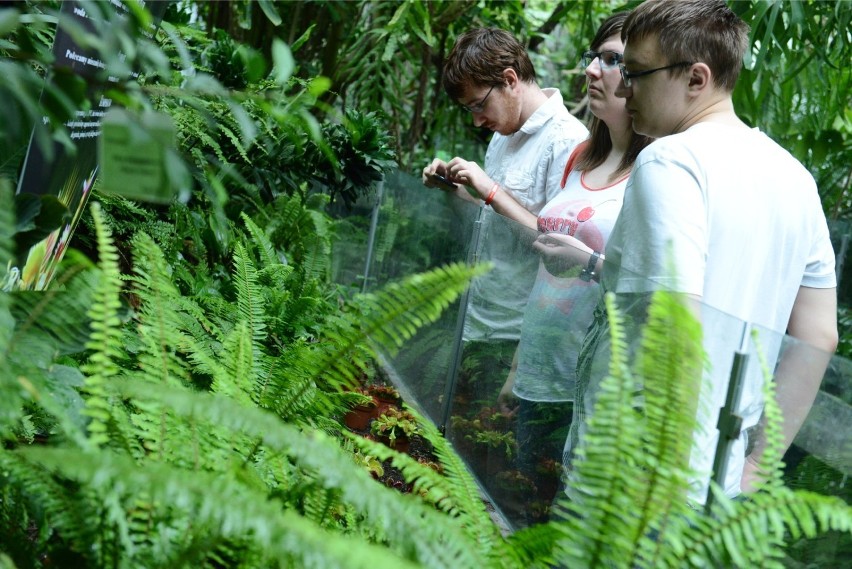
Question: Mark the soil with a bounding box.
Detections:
[343,394,441,495]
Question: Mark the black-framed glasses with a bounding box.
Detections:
[461,85,495,113]
[580,50,623,70]
[618,61,693,87]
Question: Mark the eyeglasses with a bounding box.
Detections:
[618,61,693,87]
[580,50,623,70]
[461,85,495,113]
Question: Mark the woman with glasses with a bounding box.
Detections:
[492,12,654,522]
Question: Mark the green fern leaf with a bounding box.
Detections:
[16,446,423,569]
[239,212,279,268]
[113,378,490,567]
[556,292,649,567]
[80,202,128,449]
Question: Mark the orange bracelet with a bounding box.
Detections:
[484,183,499,205]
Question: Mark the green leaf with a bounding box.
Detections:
[387,2,408,28]
[0,8,19,37]
[291,23,315,52]
[308,76,332,97]
[240,45,268,84]
[272,38,294,84]
[13,195,70,256]
[258,0,282,26]
[14,193,41,233]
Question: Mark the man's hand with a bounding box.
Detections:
[422,158,452,188]
[445,157,492,199]
[740,454,763,494]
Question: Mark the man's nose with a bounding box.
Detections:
[614,80,630,99]
[472,112,486,127]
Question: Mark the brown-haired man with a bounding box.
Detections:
[422,27,588,347]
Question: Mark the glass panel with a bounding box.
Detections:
[745,324,851,563]
[341,170,850,562]
[366,170,479,422]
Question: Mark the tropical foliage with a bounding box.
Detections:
[179,0,852,220]
[0,1,850,567]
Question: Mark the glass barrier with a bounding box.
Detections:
[339,170,849,562]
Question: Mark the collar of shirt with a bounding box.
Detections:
[518,88,564,136]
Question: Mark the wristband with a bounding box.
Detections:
[484,183,499,206]
[580,251,601,282]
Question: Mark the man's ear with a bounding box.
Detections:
[502,67,519,89]
[687,62,712,93]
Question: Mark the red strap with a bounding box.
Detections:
[560,140,589,188]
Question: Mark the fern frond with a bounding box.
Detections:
[8,265,97,359]
[210,321,257,406]
[405,406,508,552]
[80,202,128,450]
[113,378,489,567]
[346,414,521,567]
[127,232,194,389]
[555,292,661,568]
[218,123,250,163]
[504,523,564,569]
[316,262,486,391]
[0,448,101,559]
[16,446,422,569]
[266,193,332,279]
[298,209,333,280]
[675,488,852,567]
[749,330,789,490]
[253,344,334,424]
[232,241,267,352]
[631,290,704,565]
[272,262,485,423]
[0,180,23,437]
[239,212,279,268]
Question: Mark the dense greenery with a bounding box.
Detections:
[0,1,850,567]
[185,0,851,219]
[177,0,852,352]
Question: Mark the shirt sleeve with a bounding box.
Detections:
[802,206,837,289]
[612,155,708,296]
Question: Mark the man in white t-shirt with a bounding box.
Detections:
[569,0,837,505]
[422,28,588,344]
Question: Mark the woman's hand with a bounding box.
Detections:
[533,233,591,276]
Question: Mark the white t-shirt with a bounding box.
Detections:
[513,167,628,401]
[601,122,836,501]
[463,88,589,342]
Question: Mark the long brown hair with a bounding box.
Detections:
[573,12,654,180]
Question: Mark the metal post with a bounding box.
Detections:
[706,349,749,514]
[439,205,486,434]
[360,177,384,294]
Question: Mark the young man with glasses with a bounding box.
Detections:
[568,0,837,505]
[421,27,587,349]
